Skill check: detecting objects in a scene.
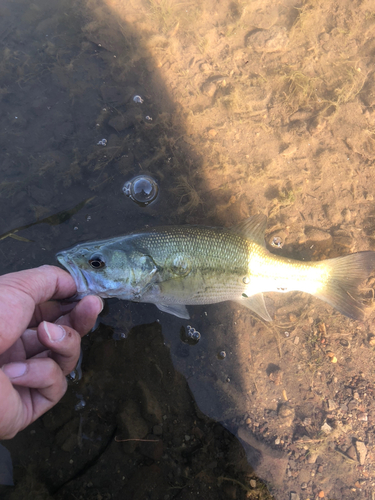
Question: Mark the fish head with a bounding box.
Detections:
[56,238,157,300]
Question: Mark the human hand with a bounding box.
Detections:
[0,265,103,439]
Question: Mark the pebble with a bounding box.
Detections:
[307,452,318,464]
[290,492,300,500]
[346,445,357,460]
[153,425,163,436]
[321,422,332,434]
[357,412,368,422]
[246,26,289,52]
[318,491,325,498]
[304,227,332,246]
[201,81,216,97]
[108,112,135,131]
[355,440,367,465]
[327,399,337,411]
[250,479,256,488]
[342,208,351,223]
[289,109,313,122]
[278,404,295,426]
[368,335,375,346]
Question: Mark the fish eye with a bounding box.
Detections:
[89,255,105,269]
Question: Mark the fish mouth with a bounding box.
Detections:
[56,252,89,296]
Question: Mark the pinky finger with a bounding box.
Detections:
[2,357,67,423]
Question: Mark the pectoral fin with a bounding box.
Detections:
[235,292,272,322]
[156,303,190,319]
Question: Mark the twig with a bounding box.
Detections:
[115,436,160,443]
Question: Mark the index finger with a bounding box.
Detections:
[0,265,76,352]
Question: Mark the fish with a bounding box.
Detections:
[56,214,375,321]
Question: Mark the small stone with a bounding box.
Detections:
[278,404,295,426]
[185,435,191,442]
[321,422,332,434]
[342,208,351,223]
[307,452,318,464]
[368,335,375,346]
[318,491,325,498]
[290,492,300,500]
[250,479,256,488]
[245,417,251,425]
[289,110,313,122]
[355,440,367,465]
[246,26,289,52]
[108,112,135,131]
[327,399,337,411]
[269,368,283,385]
[346,445,357,460]
[304,227,332,244]
[294,336,300,345]
[201,81,216,97]
[207,128,217,137]
[275,437,281,445]
[339,339,350,347]
[301,482,307,490]
[153,425,163,436]
[358,412,368,422]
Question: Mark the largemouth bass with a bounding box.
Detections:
[56,215,375,321]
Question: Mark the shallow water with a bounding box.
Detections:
[2,0,375,499]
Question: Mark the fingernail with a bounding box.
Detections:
[2,362,27,379]
[44,321,66,342]
[96,297,104,313]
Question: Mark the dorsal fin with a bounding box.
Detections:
[231,214,268,246]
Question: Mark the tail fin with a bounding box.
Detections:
[315,251,375,320]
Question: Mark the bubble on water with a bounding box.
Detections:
[145,115,153,122]
[271,236,284,248]
[284,331,290,337]
[75,399,86,411]
[217,350,226,360]
[133,95,144,103]
[180,324,201,345]
[112,331,128,340]
[122,175,159,207]
[187,325,201,341]
[97,138,107,146]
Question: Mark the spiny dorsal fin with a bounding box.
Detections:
[231,214,268,246]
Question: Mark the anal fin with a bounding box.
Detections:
[156,303,190,319]
[235,292,272,322]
